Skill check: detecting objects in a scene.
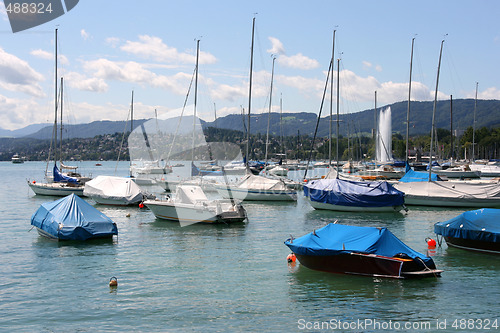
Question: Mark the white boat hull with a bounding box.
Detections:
[28,181,84,196]
[216,186,297,201]
[145,199,246,224]
[394,181,500,207]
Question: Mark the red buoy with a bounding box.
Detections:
[139,203,145,208]
[426,237,437,248]
[287,253,296,263]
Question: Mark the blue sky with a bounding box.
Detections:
[0,0,499,130]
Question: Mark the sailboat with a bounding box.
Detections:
[28,30,86,196]
[393,40,500,207]
[143,40,247,226]
[303,32,405,212]
[216,18,298,202]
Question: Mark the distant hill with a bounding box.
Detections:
[22,119,149,140]
[2,99,499,139]
[203,99,500,137]
[0,123,51,138]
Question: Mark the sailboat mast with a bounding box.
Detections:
[374,91,377,158]
[450,95,453,160]
[60,77,63,165]
[428,39,445,181]
[472,81,478,161]
[406,37,415,163]
[54,28,58,166]
[192,39,200,163]
[264,56,276,168]
[329,30,336,168]
[246,17,255,166]
[130,90,134,133]
[336,58,340,178]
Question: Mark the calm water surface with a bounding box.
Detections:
[0,161,499,332]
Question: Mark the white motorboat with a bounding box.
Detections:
[215,174,297,201]
[144,185,247,226]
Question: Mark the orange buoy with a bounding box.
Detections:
[139,203,145,208]
[109,276,118,287]
[303,179,308,183]
[287,253,296,263]
[32,180,36,184]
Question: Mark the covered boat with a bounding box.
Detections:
[394,180,500,207]
[31,193,118,241]
[434,208,500,254]
[285,223,442,278]
[216,174,297,201]
[144,184,247,226]
[83,175,154,206]
[303,178,405,212]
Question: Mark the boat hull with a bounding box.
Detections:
[28,181,84,196]
[307,197,404,212]
[403,195,500,207]
[216,186,297,201]
[295,252,441,279]
[443,236,500,254]
[145,200,247,224]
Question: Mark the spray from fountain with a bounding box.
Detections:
[376,107,392,163]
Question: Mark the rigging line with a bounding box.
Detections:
[165,65,197,163]
[303,59,333,180]
[115,105,131,174]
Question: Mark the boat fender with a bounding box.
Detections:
[109,276,118,287]
[138,202,145,208]
[286,253,296,263]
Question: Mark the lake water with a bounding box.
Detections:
[1,161,499,332]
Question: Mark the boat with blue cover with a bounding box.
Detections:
[303,178,406,212]
[285,223,442,278]
[31,193,118,241]
[434,208,500,254]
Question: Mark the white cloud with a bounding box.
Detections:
[0,94,50,129]
[267,37,285,55]
[30,49,69,65]
[120,35,217,64]
[105,37,120,48]
[266,37,318,70]
[65,72,108,92]
[0,48,45,97]
[278,53,319,70]
[478,87,500,100]
[82,58,196,95]
[81,29,90,41]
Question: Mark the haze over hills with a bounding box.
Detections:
[2,99,499,139]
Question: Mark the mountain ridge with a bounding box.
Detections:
[3,99,499,139]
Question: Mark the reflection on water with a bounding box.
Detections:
[1,161,499,331]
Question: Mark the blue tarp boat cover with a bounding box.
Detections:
[31,193,118,240]
[399,169,442,182]
[53,164,79,184]
[191,162,223,176]
[434,208,500,243]
[303,178,404,208]
[285,223,433,265]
